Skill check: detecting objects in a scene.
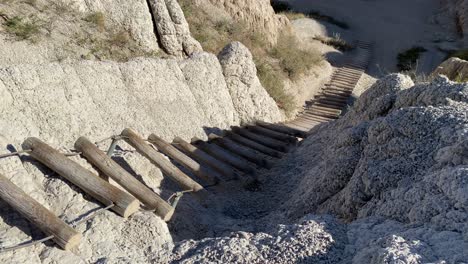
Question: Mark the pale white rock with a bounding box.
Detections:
[74,0,160,52]
[165,0,203,55]
[148,0,202,56]
[0,52,283,263]
[218,42,283,124]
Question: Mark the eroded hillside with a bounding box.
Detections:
[0,0,466,263]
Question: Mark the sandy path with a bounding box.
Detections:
[288,0,447,76]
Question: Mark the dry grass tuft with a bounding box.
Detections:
[181,0,322,114]
[270,33,323,81]
[3,15,40,41]
[84,11,105,31]
[256,59,296,114]
[313,33,353,51]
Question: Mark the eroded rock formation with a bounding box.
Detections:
[170,74,468,263]
[197,0,291,46]
[218,42,283,124]
[0,48,282,263]
[432,57,468,81]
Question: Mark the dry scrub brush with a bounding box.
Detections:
[180,0,322,115]
[0,1,161,61]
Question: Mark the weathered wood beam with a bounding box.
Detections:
[245,126,297,144]
[225,131,283,158]
[172,137,238,181]
[0,173,82,250]
[22,137,140,218]
[121,128,204,192]
[192,137,256,175]
[208,134,273,169]
[147,134,220,185]
[74,137,174,221]
[256,121,308,138]
[231,126,290,152]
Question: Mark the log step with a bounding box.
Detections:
[0,173,82,250]
[121,128,205,193]
[22,137,140,219]
[231,126,290,152]
[226,131,284,158]
[148,134,221,185]
[208,134,273,169]
[192,137,256,176]
[172,137,239,181]
[246,126,298,144]
[75,137,174,221]
[256,121,308,138]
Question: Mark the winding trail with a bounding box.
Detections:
[288,0,447,76]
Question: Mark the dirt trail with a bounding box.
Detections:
[288,0,448,76]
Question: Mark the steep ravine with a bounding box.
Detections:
[168,74,468,264]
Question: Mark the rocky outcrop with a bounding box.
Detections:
[75,0,202,57]
[432,57,468,81]
[281,74,468,240]
[148,0,202,56]
[219,42,282,123]
[203,0,291,46]
[75,0,159,52]
[0,51,284,263]
[0,0,202,65]
[0,52,280,146]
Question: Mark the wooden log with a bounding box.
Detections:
[22,138,140,218]
[208,134,273,169]
[290,120,314,129]
[245,126,297,143]
[192,137,256,175]
[256,121,308,138]
[225,131,283,158]
[305,110,339,120]
[283,123,310,132]
[0,173,82,250]
[231,126,290,152]
[147,134,220,185]
[74,137,174,221]
[301,114,331,123]
[172,137,238,181]
[121,128,204,192]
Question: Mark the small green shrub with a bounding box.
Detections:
[3,16,40,40]
[307,10,349,29]
[84,12,105,31]
[397,46,427,72]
